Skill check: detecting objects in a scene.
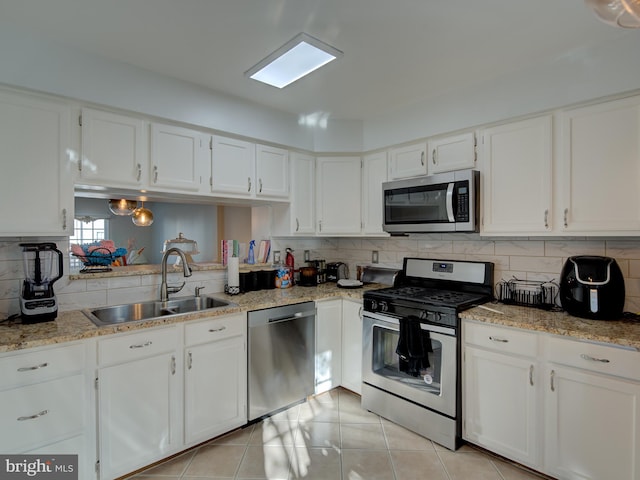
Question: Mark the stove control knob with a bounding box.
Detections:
[431,312,441,322]
[379,301,389,312]
[368,299,378,311]
[419,310,428,320]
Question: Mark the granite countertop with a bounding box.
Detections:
[461,303,640,351]
[0,282,379,354]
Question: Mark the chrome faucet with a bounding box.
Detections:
[160,247,192,302]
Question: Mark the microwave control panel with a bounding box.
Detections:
[454,181,469,221]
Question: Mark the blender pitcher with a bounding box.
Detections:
[20,242,63,323]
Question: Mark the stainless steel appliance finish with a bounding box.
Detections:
[382,169,479,234]
[362,257,493,450]
[360,266,401,286]
[248,301,316,421]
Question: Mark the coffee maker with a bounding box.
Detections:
[20,242,63,323]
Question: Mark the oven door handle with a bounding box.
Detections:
[363,312,456,336]
[446,182,455,222]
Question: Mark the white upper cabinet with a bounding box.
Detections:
[290,152,315,234]
[389,142,427,179]
[427,132,476,174]
[0,90,74,236]
[560,95,640,234]
[210,135,255,196]
[150,123,207,193]
[316,156,362,235]
[255,144,289,199]
[79,107,147,188]
[362,151,388,235]
[480,115,553,235]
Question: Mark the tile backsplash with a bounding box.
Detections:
[2,235,640,318]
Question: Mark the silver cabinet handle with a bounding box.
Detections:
[208,326,227,333]
[136,163,142,181]
[544,209,549,229]
[259,178,263,193]
[187,351,193,370]
[420,151,425,166]
[153,165,158,183]
[563,208,569,228]
[62,208,67,230]
[318,220,322,232]
[18,409,49,421]
[432,149,436,165]
[489,336,508,343]
[17,362,48,372]
[529,365,534,386]
[248,177,252,192]
[581,353,610,363]
[358,306,363,318]
[550,369,555,392]
[296,218,300,232]
[171,355,176,375]
[129,341,152,349]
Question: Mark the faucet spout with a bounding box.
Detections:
[160,247,192,302]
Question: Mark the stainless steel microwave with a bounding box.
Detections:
[382,169,479,234]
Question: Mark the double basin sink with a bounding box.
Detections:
[83,295,237,327]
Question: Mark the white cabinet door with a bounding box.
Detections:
[464,346,539,469]
[79,107,147,188]
[389,142,427,179]
[341,299,363,394]
[544,364,640,480]
[97,328,180,480]
[316,157,362,235]
[362,151,388,235]
[184,314,246,446]
[315,300,342,394]
[0,90,74,236]
[560,95,640,234]
[480,115,553,235]
[211,135,255,196]
[256,144,289,199]
[290,152,315,234]
[150,123,206,193]
[427,132,476,174]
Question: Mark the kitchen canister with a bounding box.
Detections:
[275,265,293,289]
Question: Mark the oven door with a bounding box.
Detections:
[362,311,457,417]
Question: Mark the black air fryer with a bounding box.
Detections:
[560,256,625,320]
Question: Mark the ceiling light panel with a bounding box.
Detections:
[246,33,343,88]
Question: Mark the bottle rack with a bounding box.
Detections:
[496,277,559,310]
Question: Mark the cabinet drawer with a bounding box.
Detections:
[0,374,85,452]
[0,343,85,390]
[464,321,538,357]
[546,336,640,381]
[185,313,245,346]
[98,326,178,366]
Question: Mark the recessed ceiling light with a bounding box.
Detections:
[245,33,343,88]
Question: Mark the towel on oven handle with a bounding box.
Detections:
[396,315,433,377]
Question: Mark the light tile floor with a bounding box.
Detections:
[128,388,548,480]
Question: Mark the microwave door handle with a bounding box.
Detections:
[446,183,455,222]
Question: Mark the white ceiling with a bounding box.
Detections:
[0,0,633,121]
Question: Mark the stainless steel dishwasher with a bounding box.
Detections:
[248,301,315,421]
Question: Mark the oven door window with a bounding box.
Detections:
[372,324,442,396]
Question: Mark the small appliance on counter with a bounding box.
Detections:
[20,242,63,323]
[312,259,327,284]
[360,265,401,286]
[327,262,349,281]
[560,255,625,320]
[298,264,319,286]
[163,233,199,265]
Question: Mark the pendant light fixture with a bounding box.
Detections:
[132,202,154,227]
[585,0,640,28]
[108,199,137,216]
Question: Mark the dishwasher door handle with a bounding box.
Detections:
[268,311,314,323]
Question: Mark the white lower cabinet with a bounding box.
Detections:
[544,337,640,480]
[463,319,640,480]
[0,341,95,480]
[315,299,343,394]
[184,313,247,446]
[97,326,181,480]
[341,299,363,394]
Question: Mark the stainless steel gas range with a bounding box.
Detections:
[362,257,494,450]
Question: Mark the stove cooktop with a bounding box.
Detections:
[364,285,491,311]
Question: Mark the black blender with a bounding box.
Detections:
[20,242,63,323]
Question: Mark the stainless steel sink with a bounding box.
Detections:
[83,295,237,327]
